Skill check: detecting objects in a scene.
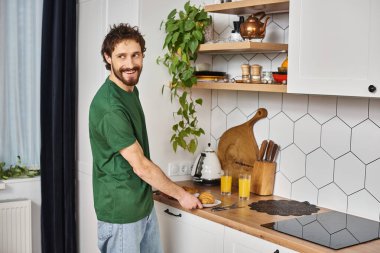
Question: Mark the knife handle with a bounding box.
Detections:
[265,140,274,161]
[269,144,279,162]
[258,140,268,161]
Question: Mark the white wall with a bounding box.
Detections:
[77,1,212,252]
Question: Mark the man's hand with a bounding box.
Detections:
[120,141,203,209]
[178,191,203,210]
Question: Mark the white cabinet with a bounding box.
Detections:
[155,201,224,253]
[224,226,297,253]
[288,0,380,97]
[155,201,297,253]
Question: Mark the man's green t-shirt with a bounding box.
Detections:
[89,77,153,224]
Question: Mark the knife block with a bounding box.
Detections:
[251,161,276,196]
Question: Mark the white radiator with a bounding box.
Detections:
[0,199,32,253]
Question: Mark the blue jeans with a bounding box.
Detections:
[97,207,163,253]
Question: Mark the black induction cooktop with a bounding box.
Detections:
[262,211,380,250]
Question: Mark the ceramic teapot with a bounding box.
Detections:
[240,12,270,39]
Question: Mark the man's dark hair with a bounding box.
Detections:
[101,23,146,70]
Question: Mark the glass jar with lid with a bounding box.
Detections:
[261,71,273,84]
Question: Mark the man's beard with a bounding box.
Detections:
[112,64,142,87]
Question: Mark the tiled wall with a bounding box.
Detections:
[207,13,380,221]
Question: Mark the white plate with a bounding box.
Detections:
[202,199,221,208]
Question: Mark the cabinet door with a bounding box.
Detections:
[288,0,380,97]
[224,226,297,253]
[154,201,224,253]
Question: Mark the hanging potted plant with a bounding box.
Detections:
[157,1,211,153]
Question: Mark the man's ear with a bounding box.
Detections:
[104,53,112,64]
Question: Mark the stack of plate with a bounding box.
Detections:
[194,71,226,82]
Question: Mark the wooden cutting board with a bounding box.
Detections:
[217,108,268,186]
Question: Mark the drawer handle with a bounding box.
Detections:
[164,208,182,217]
[368,85,376,93]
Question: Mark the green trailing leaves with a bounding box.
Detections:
[157,1,211,154]
[167,9,177,19]
[0,156,40,180]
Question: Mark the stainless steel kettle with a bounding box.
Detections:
[191,143,222,185]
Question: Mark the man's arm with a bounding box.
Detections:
[120,140,203,210]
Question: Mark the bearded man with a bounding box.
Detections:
[89,23,202,253]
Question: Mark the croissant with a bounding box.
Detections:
[198,192,215,204]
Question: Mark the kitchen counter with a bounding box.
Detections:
[153,180,380,253]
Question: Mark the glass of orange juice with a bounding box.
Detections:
[220,170,232,195]
[239,173,251,200]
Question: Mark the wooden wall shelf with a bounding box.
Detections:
[198,41,288,54]
[205,0,289,15]
[198,0,289,94]
[194,82,287,93]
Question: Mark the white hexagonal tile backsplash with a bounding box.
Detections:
[228,55,248,79]
[253,116,269,146]
[334,153,365,195]
[282,93,308,121]
[348,190,380,221]
[272,13,289,30]
[352,120,380,164]
[308,95,337,124]
[226,108,246,129]
[208,13,380,221]
[237,91,258,116]
[249,54,271,72]
[211,107,227,140]
[292,177,318,204]
[280,144,305,182]
[217,90,237,114]
[321,117,351,159]
[258,92,282,119]
[318,183,347,213]
[306,148,334,189]
[366,159,380,202]
[337,97,368,127]
[294,115,321,154]
[212,13,230,34]
[269,112,293,150]
[213,55,228,73]
[273,171,291,199]
[369,99,380,127]
[262,21,284,44]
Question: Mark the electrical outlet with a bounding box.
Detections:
[167,162,180,176]
[178,161,193,176]
[167,161,193,176]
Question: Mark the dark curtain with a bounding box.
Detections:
[40,0,77,252]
